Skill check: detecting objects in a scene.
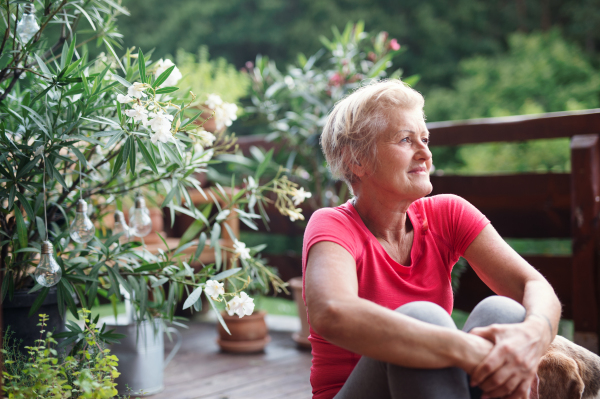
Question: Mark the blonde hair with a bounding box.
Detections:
[320,79,425,189]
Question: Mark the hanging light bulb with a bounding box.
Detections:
[70,199,95,243]
[35,241,62,287]
[129,196,153,237]
[16,5,39,44]
[113,210,131,243]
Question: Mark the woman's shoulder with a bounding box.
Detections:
[413,194,471,213]
[308,201,356,225]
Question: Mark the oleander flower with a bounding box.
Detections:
[292,187,312,206]
[233,239,251,260]
[205,280,225,300]
[117,94,133,103]
[125,104,149,124]
[150,127,172,144]
[286,208,305,222]
[226,292,255,318]
[215,209,231,222]
[127,82,147,99]
[155,59,182,88]
[389,38,401,51]
[205,94,223,110]
[195,128,216,148]
[149,111,174,133]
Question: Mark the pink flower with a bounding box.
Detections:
[389,39,401,51]
[329,72,344,87]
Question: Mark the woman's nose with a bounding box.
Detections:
[415,142,432,161]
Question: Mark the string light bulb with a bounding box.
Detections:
[34,241,62,287]
[129,196,153,237]
[113,210,131,243]
[70,199,95,243]
[16,5,39,43]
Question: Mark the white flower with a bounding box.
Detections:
[215,209,231,222]
[204,280,224,300]
[127,82,147,99]
[124,104,149,123]
[205,94,223,110]
[233,239,251,260]
[287,208,305,222]
[33,145,44,157]
[213,103,238,131]
[292,187,312,206]
[246,176,258,192]
[197,149,214,166]
[226,292,255,318]
[149,111,174,133]
[195,128,216,147]
[154,59,182,88]
[150,127,172,144]
[117,94,134,103]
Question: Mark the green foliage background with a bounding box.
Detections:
[118,0,600,90]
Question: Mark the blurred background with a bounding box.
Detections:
[116,0,600,176]
[109,1,595,313]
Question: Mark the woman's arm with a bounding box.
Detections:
[305,240,493,372]
[463,224,562,399]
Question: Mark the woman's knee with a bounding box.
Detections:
[395,301,456,329]
[463,295,526,332]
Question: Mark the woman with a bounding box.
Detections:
[303,79,561,399]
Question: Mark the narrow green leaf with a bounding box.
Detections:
[112,74,131,88]
[207,295,230,335]
[14,208,27,248]
[128,136,136,176]
[255,148,274,180]
[137,138,158,174]
[36,216,46,240]
[151,277,168,288]
[155,86,178,94]
[103,38,125,74]
[193,232,207,263]
[152,65,174,88]
[182,286,203,310]
[49,161,68,189]
[211,267,242,281]
[161,185,178,208]
[180,110,204,129]
[138,49,146,83]
[28,287,49,317]
[15,192,34,221]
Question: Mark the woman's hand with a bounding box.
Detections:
[468,318,550,399]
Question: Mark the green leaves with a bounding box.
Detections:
[14,208,27,248]
[152,65,174,88]
[182,286,203,310]
[138,49,147,83]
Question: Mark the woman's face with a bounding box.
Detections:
[358,108,433,201]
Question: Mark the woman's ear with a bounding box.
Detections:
[349,160,366,179]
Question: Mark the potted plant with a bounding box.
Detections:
[2,311,124,398]
[0,0,311,390]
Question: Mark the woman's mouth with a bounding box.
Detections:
[408,167,428,175]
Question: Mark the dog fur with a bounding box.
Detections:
[536,335,600,399]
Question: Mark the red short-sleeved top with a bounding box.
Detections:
[302,194,490,399]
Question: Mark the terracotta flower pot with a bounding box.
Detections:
[289,277,311,349]
[216,310,271,353]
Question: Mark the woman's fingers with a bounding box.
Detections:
[503,379,532,399]
[477,364,512,394]
[481,374,522,399]
[470,340,506,386]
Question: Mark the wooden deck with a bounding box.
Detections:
[152,321,312,399]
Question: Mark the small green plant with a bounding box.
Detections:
[2,312,126,399]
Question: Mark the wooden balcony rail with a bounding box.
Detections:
[236,109,600,353]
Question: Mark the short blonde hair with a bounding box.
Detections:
[320,79,425,188]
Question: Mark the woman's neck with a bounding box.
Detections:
[351,194,414,243]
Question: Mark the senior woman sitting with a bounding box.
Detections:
[303,79,562,399]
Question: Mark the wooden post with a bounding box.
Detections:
[570,134,600,353]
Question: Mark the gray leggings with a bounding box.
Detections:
[333,296,526,399]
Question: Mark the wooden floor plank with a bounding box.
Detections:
[148,321,312,399]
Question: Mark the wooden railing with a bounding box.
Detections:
[233,108,600,353]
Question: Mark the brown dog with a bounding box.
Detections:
[535,335,600,399]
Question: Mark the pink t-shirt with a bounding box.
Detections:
[302,194,490,399]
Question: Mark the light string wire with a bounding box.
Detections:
[42,142,48,241]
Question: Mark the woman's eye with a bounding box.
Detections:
[400,137,410,143]
[422,137,430,145]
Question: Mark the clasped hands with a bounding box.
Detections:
[465,319,550,399]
